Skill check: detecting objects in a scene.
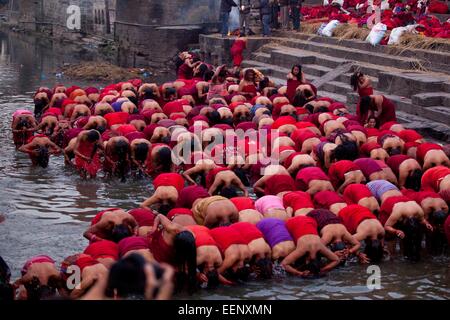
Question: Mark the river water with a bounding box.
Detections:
[0,29,448,300]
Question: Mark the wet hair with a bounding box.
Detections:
[106,254,147,299]
[207,110,221,125]
[350,72,363,91]
[17,119,30,130]
[429,210,448,226]
[156,147,172,172]
[204,70,214,82]
[219,186,238,199]
[165,87,177,99]
[115,140,130,182]
[254,258,273,280]
[111,224,132,243]
[359,96,372,118]
[204,270,220,289]
[236,265,251,282]
[36,146,50,168]
[142,88,156,100]
[314,106,329,114]
[158,204,172,216]
[334,140,359,162]
[0,257,13,301]
[87,130,100,142]
[268,89,278,97]
[330,241,346,252]
[304,103,314,114]
[405,169,423,192]
[291,65,302,77]
[233,167,249,186]
[259,77,270,91]
[135,143,149,163]
[24,276,60,300]
[399,217,423,261]
[296,256,321,276]
[173,231,197,294]
[364,239,383,263]
[293,92,308,107]
[196,64,208,79]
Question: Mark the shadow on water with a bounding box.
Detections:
[0,29,448,300]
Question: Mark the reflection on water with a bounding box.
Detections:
[0,29,448,300]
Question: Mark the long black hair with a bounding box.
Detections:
[156,147,172,173]
[400,218,423,261]
[350,72,363,91]
[106,254,147,299]
[405,169,423,192]
[135,143,149,164]
[173,231,197,294]
[36,146,50,168]
[115,140,130,182]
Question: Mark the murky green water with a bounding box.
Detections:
[0,29,448,300]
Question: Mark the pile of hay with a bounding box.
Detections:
[300,22,324,34]
[333,24,371,41]
[394,33,450,51]
[62,62,146,81]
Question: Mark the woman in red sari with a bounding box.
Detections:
[286,65,306,104]
[358,95,397,126]
[74,129,104,179]
[351,71,374,98]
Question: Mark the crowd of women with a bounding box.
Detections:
[4,50,450,300]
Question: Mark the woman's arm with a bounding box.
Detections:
[281,249,307,276]
[182,166,202,185]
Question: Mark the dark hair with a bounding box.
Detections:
[291,65,302,78]
[254,258,273,279]
[111,224,132,243]
[207,110,221,125]
[259,77,270,91]
[330,241,346,252]
[173,231,197,294]
[334,140,359,162]
[429,210,448,226]
[0,257,13,301]
[135,143,149,163]
[293,92,308,107]
[204,70,214,82]
[314,106,329,114]
[106,254,147,299]
[364,239,383,263]
[204,270,220,289]
[233,167,249,186]
[24,276,59,300]
[115,140,130,182]
[17,119,30,130]
[244,69,255,82]
[219,186,238,199]
[128,96,138,107]
[400,217,423,261]
[268,89,278,97]
[304,104,314,114]
[196,64,208,79]
[87,130,100,142]
[350,72,363,91]
[367,116,379,128]
[359,96,372,119]
[156,147,172,172]
[36,146,50,168]
[158,204,172,216]
[142,88,156,101]
[405,169,423,192]
[296,256,321,276]
[165,87,177,99]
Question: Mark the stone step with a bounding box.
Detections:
[321,80,352,95]
[263,45,349,69]
[273,32,450,74]
[411,92,450,108]
[273,37,422,70]
[395,111,450,143]
[377,72,450,97]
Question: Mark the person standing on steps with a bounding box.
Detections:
[257,0,272,37]
[279,0,289,30]
[239,0,252,36]
[220,0,238,37]
[289,0,302,31]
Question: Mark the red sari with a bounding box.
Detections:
[75,140,101,177]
